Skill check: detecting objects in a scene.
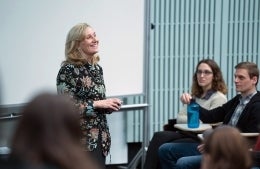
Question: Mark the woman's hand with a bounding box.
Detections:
[94,98,123,111]
[180,93,192,104]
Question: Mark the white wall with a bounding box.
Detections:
[0,0,144,105]
[0,0,145,164]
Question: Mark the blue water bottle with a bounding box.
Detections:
[187,99,200,128]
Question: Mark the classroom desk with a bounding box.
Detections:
[174,124,212,133]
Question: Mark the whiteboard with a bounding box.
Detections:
[0,0,144,105]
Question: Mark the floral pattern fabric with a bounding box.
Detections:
[56,63,111,156]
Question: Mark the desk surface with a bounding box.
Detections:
[198,132,259,141]
[120,103,149,111]
[174,124,212,133]
[241,133,259,137]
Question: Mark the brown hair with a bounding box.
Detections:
[11,93,99,169]
[203,125,252,169]
[191,59,228,97]
[235,61,259,85]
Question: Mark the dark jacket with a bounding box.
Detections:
[199,91,260,133]
[57,63,111,156]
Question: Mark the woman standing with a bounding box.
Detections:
[57,23,122,169]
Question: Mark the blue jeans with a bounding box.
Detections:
[158,142,201,169]
[176,155,202,169]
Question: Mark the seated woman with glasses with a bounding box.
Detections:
[143,59,228,169]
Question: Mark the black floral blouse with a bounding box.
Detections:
[56,62,111,156]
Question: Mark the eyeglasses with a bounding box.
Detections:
[196,70,213,76]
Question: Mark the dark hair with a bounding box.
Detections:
[235,61,259,85]
[191,59,228,97]
[10,93,98,169]
[204,125,252,169]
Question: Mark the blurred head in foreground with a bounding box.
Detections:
[10,92,99,169]
[202,125,252,169]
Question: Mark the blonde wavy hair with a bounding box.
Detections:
[62,23,100,66]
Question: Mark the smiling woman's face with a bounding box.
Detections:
[79,26,99,56]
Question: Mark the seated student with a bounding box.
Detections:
[1,93,100,169]
[201,125,252,169]
[158,61,260,169]
[144,59,228,169]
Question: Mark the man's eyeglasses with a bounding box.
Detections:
[196,70,213,76]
